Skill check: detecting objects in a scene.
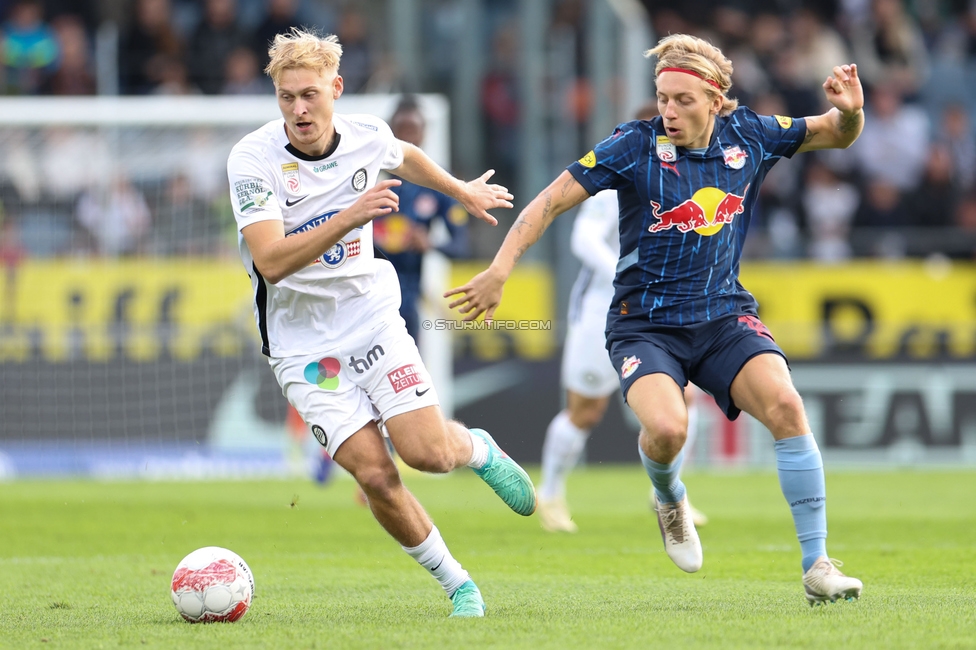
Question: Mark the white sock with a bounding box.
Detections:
[539,410,589,501]
[465,431,490,469]
[401,525,470,597]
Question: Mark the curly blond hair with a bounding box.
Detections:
[645,34,738,116]
[265,28,342,85]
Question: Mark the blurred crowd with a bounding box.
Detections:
[1,0,976,261]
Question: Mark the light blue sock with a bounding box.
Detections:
[775,435,828,572]
[639,446,686,504]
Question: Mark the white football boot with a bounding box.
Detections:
[538,497,578,533]
[802,557,862,605]
[653,495,703,573]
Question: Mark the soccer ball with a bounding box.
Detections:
[171,546,254,623]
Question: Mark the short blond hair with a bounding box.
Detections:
[645,34,738,116]
[265,28,342,85]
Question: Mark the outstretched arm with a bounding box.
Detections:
[444,170,590,321]
[797,64,865,153]
[391,142,513,225]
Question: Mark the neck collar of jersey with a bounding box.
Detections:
[284,128,342,161]
[671,113,728,158]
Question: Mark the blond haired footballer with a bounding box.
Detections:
[447,34,865,604]
[227,29,536,618]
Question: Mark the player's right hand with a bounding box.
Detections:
[342,179,401,228]
[444,266,506,322]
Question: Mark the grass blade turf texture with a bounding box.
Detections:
[1,468,974,649]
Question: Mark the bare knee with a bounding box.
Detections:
[354,463,403,503]
[762,389,807,436]
[568,403,606,431]
[639,418,687,460]
[567,393,611,431]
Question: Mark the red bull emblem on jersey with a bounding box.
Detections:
[648,184,751,236]
[620,355,641,379]
[722,146,748,169]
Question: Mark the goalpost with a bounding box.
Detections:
[0,94,453,479]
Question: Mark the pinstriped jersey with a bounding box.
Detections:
[566,107,806,336]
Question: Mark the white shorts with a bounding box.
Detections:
[561,290,619,398]
[269,320,439,458]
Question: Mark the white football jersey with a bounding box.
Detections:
[567,189,620,324]
[227,114,405,357]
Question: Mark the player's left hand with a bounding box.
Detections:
[823,64,863,115]
[460,169,513,226]
[443,266,506,322]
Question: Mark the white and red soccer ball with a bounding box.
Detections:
[171,547,254,623]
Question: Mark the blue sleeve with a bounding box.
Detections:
[567,122,643,196]
[751,110,807,160]
[434,195,470,259]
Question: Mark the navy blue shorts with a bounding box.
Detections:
[607,313,787,421]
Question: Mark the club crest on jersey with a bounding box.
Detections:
[621,355,641,379]
[656,135,677,162]
[352,168,368,192]
[722,146,748,169]
[281,162,301,195]
[319,238,361,269]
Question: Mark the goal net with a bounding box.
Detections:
[0,94,452,479]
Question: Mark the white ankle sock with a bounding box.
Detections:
[402,525,470,597]
[465,431,490,469]
[539,410,589,500]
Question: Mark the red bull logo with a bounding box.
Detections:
[722,146,748,169]
[648,184,750,236]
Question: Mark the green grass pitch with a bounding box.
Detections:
[1,467,974,649]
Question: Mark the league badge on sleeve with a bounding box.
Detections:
[774,115,793,129]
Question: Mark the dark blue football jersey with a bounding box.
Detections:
[566,107,806,336]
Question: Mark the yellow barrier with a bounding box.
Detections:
[0,259,557,362]
[741,261,976,359]
[3,259,973,362]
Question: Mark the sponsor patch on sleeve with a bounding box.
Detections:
[234,177,273,212]
[578,150,596,168]
[774,115,793,129]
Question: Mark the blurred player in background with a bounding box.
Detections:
[228,28,536,618]
[447,33,865,604]
[374,95,470,342]
[538,103,709,534]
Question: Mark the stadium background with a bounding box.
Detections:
[1,0,975,477]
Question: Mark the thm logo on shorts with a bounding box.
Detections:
[348,345,385,374]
